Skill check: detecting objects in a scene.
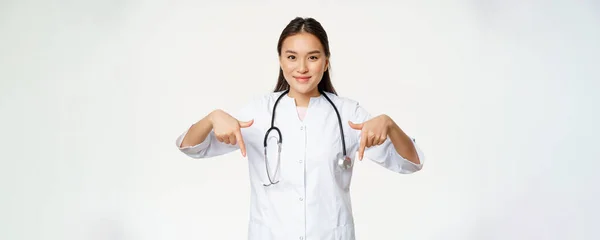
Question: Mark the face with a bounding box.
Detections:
[279,32,329,97]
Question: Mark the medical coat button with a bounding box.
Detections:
[299,126,304,130]
[299,159,303,163]
[299,197,304,201]
[299,237,304,240]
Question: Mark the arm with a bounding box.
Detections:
[387,118,420,165]
[179,111,215,148]
[175,95,259,159]
[175,110,241,159]
[351,104,425,174]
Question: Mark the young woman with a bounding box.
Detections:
[176,17,425,240]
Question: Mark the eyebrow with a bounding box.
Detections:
[285,50,322,55]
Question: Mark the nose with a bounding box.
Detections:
[297,60,308,73]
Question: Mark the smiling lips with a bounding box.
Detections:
[294,76,311,83]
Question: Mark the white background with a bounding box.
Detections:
[1,0,599,239]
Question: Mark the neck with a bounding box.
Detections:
[287,88,321,107]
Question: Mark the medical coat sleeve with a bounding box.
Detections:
[175,98,256,159]
[351,103,425,174]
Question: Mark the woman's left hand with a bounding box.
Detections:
[348,114,393,160]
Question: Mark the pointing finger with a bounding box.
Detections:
[235,130,247,157]
[359,130,367,160]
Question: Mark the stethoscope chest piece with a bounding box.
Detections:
[338,155,353,170]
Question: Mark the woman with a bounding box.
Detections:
[176,17,425,240]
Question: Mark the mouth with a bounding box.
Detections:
[294,76,311,83]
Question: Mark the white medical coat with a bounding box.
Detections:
[176,91,425,240]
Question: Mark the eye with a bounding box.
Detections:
[287,55,296,60]
[309,56,319,60]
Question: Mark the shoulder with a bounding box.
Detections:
[321,91,370,121]
[321,91,373,121]
[237,91,287,114]
[251,90,288,108]
[322,91,361,112]
[240,91,279,105]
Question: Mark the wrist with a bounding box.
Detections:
[206,109,221,127]
[384,115,396,132]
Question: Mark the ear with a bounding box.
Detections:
[325,58,329,71]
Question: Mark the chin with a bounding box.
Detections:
[291,85,319,95]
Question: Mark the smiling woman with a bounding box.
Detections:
[274,17,334,107]
[175,16,425,240]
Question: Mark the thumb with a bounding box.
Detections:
[239,119,254,128]
[348,121,363,130]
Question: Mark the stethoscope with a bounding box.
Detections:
[262,89,352,187]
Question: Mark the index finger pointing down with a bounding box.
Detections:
[235,130,247,157]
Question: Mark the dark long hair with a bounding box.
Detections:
[273,17,337,95]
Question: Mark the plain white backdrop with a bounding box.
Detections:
[1,0,599,239]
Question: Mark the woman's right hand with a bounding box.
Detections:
[209,109,254,157]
